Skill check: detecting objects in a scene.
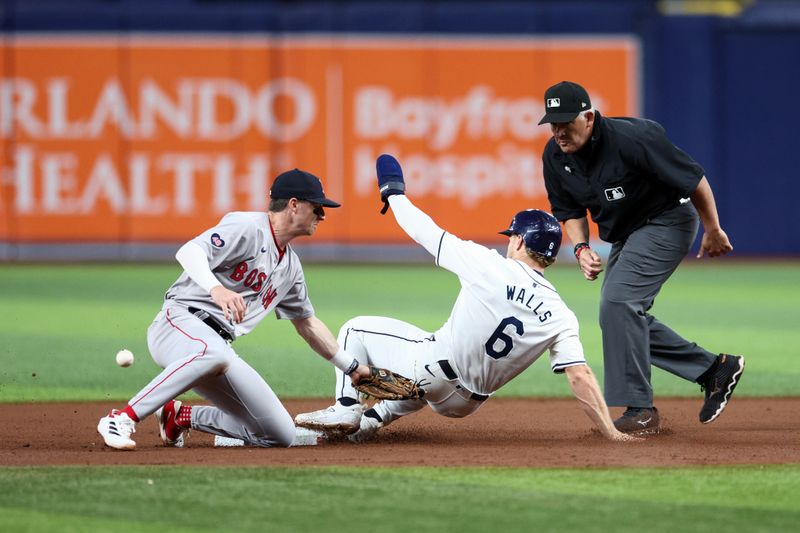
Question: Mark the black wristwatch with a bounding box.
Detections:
[573,242,590,258]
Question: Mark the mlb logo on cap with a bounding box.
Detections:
[538,81,592,125]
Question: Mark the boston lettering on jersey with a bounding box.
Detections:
[506,285,552,323]
[230,261,278,309]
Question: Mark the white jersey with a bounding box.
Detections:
[388,196,585,395]
[164,211,314,339]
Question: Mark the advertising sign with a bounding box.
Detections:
[0,35,638,244]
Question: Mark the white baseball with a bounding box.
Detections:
[116,349,134,367]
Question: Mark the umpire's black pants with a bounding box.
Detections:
[600,202,717,408]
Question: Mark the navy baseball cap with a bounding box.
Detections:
[270,169,341,207]
[538,81,592,125]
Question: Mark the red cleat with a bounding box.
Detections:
[154,400,190,447]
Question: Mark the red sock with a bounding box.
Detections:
[176,405,192,428]
[121,405,140,423]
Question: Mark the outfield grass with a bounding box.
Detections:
[0,465,798,533]
[0,262,798,402]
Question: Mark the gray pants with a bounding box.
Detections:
[600,202,716,407]
[127,304,295,447]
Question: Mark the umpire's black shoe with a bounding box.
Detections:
[613,407,660,435]
[698,354,745,424]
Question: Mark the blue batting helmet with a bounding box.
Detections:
[499,209,562,258]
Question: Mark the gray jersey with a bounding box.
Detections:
[164,211,314,339]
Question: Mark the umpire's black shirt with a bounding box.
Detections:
[542,112,704,243]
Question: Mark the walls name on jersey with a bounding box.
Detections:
[230,261,278,309]
[506,285,552,323]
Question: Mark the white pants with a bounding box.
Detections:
[128,304,295,447]
[335,316,488,425]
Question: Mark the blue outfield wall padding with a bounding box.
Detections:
[2,0,654,34]
[645,16,720,179]
[718,27,800,255]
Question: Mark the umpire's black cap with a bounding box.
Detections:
[270,169,341,207]
[538,81,592,125]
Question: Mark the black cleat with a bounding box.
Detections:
[613,407,660,435]
[699,354,745,424]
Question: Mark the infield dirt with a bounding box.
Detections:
[2,398,798,467]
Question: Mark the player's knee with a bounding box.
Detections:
[252,425,294,448]
[337,324,351,344]
[338,317,369,349]
[249,413,295,448]
[599,297,642,326]
[271,426,295,448]
[338,317,363,337]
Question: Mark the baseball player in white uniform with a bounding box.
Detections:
[97,169,370,450]
[295,155,636,443]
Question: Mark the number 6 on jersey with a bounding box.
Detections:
[485,316,524,359]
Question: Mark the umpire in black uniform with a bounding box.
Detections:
[538,81,744,434]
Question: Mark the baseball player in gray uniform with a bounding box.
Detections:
[97,169,369,450]
[295,155,637,443]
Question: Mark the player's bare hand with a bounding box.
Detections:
[578,248,603,281]
[210,285,246,323]
[348,364,372,386]
[697,228,733,258]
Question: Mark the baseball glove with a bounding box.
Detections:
[354,366,425,401]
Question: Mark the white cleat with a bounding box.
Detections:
[294,403,364,435]
[348,412,384,443]
[97,409,137,450]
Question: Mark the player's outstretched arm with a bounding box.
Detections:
[376,153,406,214]
[291,316,370,383]
[564,364,640,442]
[375,154,447,256]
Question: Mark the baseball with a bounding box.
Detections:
[116,349,134,367]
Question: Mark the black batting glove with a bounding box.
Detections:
[375,154,406,214]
